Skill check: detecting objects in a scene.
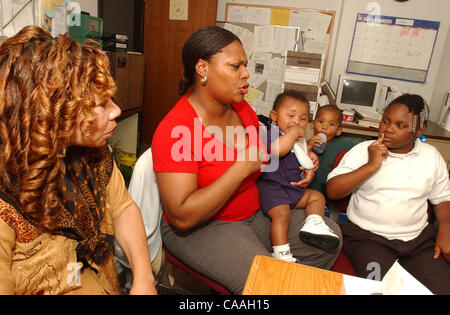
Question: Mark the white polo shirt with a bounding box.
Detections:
[328,139,450,241]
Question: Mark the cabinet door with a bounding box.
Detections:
[141,0,218,148]
[109,52,145,112]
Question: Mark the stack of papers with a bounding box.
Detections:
[353,108,382,128]
[342,261,433,295]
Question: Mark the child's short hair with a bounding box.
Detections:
[315,105,344,125]
[386,94,429,129]
[273,90,309,112]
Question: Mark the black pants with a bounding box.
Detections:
[341,221,450,295]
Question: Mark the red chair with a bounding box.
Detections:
[164,249,232,295]
[328,150,357,276]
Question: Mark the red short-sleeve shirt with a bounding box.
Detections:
[152,95,262,223]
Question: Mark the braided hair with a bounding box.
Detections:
[386,94,429,132]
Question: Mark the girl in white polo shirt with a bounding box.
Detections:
[327,94,450,295]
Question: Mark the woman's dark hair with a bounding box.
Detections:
[178,26,241,96]
[272,90,309,112]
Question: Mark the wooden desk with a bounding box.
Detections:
[243,255,344,295]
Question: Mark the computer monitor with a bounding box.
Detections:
[336,75,381,113]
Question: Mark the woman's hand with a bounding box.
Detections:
[235,144,267,176]
[129,279,158,295]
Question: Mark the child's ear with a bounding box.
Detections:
[310,121,315,130]
[269,110,277,124]
[336,126,343,137]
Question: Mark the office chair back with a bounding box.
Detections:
[126,148,232,295]
[328,150,357,276]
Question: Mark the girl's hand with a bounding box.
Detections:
[367,134,388,171]
[434,223,450,263]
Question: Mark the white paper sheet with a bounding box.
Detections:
[342,261,433,295]
[50,5,66,37]
[381,261,433,295]
[273,26,298,54]
[343,275,382,295]
[265,83,282,104]
[289,10,331,35]
[254,25,274,53]
[303,33,329,54]
[267,57,284,84]
[226,5,246,23]
[1,0,36,37]
[245,6,271,25]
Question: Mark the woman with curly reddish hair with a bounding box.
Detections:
[0,26,156,295]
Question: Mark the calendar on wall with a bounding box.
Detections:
[347,13,440,83]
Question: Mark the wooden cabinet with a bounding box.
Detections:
[107,52,145,116]
[140,0,218,150]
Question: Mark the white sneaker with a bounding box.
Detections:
[272,251,297,263]
[299,215,340,251]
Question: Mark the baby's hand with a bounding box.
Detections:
[309,151,319,172]
[307,134,323,151]
[287,124,306,139]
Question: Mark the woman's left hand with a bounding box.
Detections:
[129,279,158,295]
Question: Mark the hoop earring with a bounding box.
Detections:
[201,75,208,85]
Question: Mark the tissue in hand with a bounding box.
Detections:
[312,133,328,155]
[292,139,315,170]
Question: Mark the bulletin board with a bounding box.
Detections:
[347,13,440,83]
[222,3,335,117]
[217,20,300,117]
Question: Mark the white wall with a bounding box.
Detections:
[431,23,450,122]
[110,114,139,154]
[218,0,450,123]
[332,0,450,122]
[75,0,98,17]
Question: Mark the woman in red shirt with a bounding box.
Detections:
[152,26,342,294]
